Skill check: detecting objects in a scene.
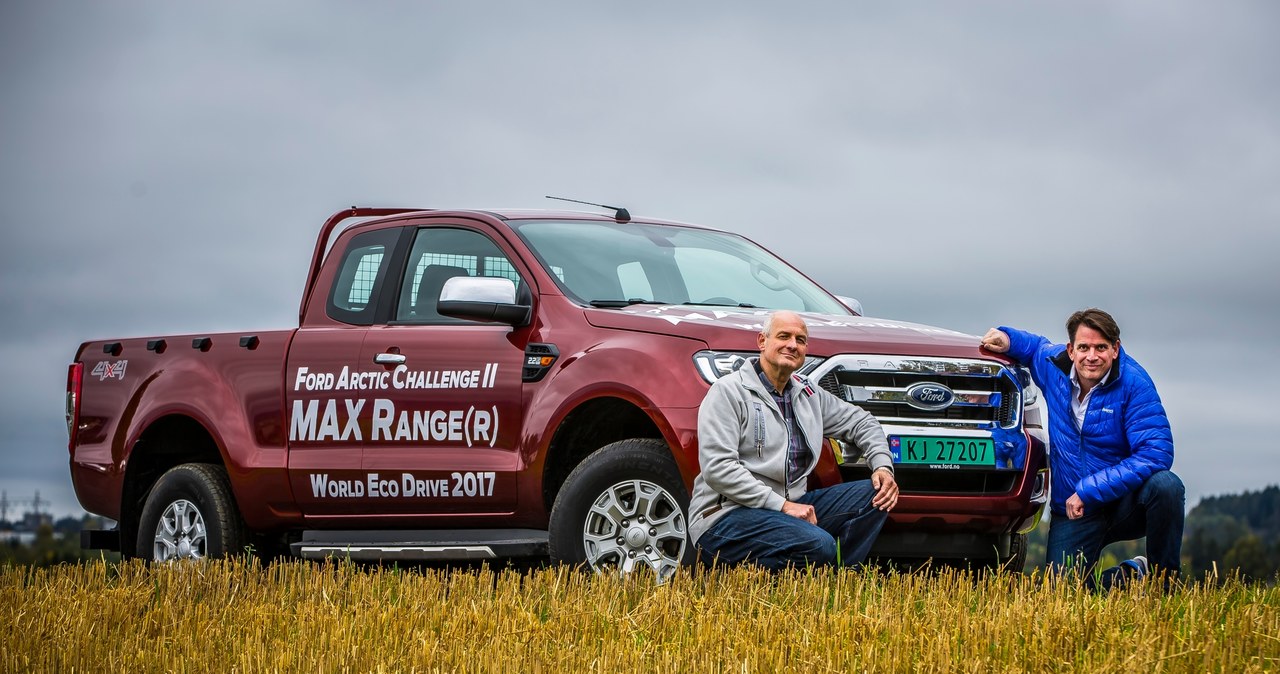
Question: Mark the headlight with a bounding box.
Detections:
[1019,367,1039,406]
[693,351,754,384]
[693,351,826,384]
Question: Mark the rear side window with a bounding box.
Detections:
[395,227,524,323]
[327,228,401,325]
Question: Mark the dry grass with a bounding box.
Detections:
[2,559,1277,673]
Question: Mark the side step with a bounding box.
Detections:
[291,528,549,562]
[81,528,122,552]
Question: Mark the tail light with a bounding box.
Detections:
[66,363,83,453]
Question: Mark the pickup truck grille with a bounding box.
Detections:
[813,356,1019,430]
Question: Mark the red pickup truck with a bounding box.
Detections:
[68,206,1047,576]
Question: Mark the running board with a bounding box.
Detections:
[291,528,549,561]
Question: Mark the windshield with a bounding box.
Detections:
[508,220,851,315]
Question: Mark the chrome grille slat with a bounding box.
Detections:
[845,386,997,406]
[814,355,1020,430]
[860,416,992,427]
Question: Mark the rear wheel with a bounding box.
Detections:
[136,463,247,561]
[549,439,692,580]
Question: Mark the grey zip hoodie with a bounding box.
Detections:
[688,359,893,545]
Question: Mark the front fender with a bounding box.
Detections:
[523,331,709,482]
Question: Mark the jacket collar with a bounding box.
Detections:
[752,358,792,396]
[739,358,813,398]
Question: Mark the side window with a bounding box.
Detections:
[327,228,401,325]
[396,227,525,323]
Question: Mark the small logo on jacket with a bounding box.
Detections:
[792,374,816,397]
[905,382,954,411]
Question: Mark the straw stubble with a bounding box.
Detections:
[2,559,1276,672]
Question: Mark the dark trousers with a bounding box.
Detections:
[696,480,889,571]
[1046,470,1185,589]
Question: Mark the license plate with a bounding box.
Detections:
[889,436,995,468]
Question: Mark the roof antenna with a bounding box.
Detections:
[545,195,630,223]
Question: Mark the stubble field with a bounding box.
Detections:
[2,558,1277,673]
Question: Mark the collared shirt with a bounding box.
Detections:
[754,362,811,481]
[1069,364,1113,430]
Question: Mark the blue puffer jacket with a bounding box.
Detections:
[1000,326,1174,515]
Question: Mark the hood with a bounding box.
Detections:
[584,305,995,360]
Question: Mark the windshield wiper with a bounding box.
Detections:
[683,301,758,308]
[589,298,669,308]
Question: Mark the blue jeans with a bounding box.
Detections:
[1047,470,1184,589]
[696,480,890,571]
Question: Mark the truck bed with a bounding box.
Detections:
[70,329,297,525]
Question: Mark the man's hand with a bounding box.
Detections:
[980,328,1010,353]
[1066,493,1086,519]
[781,500,817,524]
[871,468,899,511]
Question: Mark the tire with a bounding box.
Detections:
[998,533,1029,573]
[549,439,692,580]
[136,463,248,561]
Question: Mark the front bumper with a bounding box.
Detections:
[837,433,1049,560]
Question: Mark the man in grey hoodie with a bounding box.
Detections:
[690,310,898,570]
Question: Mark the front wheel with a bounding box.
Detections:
[997,532,1029,573]
[549,439,692,580]
[136,463,247,561]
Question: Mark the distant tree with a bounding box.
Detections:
[1223,535,1271,582]
[1185,513,1248,578]
[1185,485,1280,582]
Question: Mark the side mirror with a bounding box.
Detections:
[835,295,864,316]
[438,277,532,326]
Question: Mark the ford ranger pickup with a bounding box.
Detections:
[68,206,1048,577]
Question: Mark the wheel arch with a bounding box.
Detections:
[119,414,225,556]
[540,395,680,516]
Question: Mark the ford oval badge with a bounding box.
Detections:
[905,382,955,411]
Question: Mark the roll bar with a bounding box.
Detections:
[299,207,419,324]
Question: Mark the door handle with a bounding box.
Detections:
[374,352,406,366]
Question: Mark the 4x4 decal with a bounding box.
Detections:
[91,360,128,381]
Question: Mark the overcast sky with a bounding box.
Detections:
[2,2,1276,519]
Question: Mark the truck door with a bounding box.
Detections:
[285,226,404,517]
[358,224,528,520]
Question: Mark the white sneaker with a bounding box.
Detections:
[1122,555,1149,578]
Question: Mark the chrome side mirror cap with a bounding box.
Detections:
[438,277,530,326]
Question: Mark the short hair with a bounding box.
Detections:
[761,310,806,339]
[1067,308,1120,344]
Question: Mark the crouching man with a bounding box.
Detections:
[689,310,898,570]
[982,308,1184,588]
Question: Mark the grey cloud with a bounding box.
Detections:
[2,2,1277,516]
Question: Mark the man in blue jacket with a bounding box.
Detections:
[981,308,1183,588]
